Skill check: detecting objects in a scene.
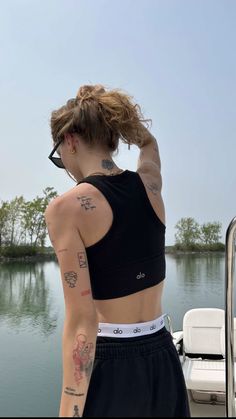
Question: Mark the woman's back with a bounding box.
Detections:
[75,167,166,324]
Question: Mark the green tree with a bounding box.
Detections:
[22,187,58,248]
[175,217,201,248]
[5,196,25,246]
[0,201,9,248]
[200,222,222,245]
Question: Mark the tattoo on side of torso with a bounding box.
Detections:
[64,387,84,397]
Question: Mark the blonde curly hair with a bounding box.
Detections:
[50,84,152,155]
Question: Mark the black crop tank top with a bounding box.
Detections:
[77,169,166,300]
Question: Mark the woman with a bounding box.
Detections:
[45,84,191,417]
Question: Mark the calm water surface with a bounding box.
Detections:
[0,254,229,417]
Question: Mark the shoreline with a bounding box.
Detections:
[0,248,225,263]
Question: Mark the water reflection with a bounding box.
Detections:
[0,262,58,336]
[173,253,224,286]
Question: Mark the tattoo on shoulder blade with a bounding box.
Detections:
[146,182,159,195]
[77,196,96,211]
[64,271,78,288]
[101,159,115,171]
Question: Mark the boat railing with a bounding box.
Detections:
[225,216,236,417]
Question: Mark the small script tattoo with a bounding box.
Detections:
[73,334,94,386]
[101,159,115,171]
[81,289,91,297]
[77,196,96,211]
[73,405,80,417]
[77,252,87,268]
[64,387,84,397]
[64,271,78,288]
[146,182,159,195]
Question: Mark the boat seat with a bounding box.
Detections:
[181,308,234,393]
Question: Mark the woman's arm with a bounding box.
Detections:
[44,196,99,417]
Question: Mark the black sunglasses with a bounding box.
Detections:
[48,137,65,169]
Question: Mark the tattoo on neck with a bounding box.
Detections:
[77,196,96,211]
[101,159,115,171]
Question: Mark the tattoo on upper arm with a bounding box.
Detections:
[73,334,94,386]
[81,289,91,297]
[77,196,96,211]
[77,252,87,268]
[146,182,159,196]
[64,387,84,397]
[101,159,115,171]
[58,248,68,254]
[73,405,80,417]
[64,271,78,288]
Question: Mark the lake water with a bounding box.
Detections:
[0,253,230,417]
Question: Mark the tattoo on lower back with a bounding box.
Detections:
[73,405,80,417]
[64,271,78,288]
[64,387,84,397]
[73,334,94,386]
[101,159,115,171]
[146,182,159,195]
[77,196,96,210]
[77,252,87,268]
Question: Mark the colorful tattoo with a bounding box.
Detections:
[77,252,87,268]
[64,271,78,288]
[81,289,91,297]
[72,334,94,386]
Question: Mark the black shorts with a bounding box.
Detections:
[83,326,191,417]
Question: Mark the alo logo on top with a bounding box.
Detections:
[136,272,146,279]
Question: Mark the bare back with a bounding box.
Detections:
[76,170,166,324]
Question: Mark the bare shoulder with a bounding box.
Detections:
[44,183,95,222]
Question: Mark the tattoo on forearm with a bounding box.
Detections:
[77,252,87,268]
[73,334,94,386]
[73,405,80,417]
[101,159,115,171]
[64,271,78,288]
[146,182,159,195]
[81,289,91,297]
[58,248,68,253]
[64,387,84,397]
[77,196,96,210]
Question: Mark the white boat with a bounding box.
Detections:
[168,216,236,417]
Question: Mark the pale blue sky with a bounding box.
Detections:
[0,0,235,246]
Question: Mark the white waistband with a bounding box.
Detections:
[97,314,166,338]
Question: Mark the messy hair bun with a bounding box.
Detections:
[50,83,152,154]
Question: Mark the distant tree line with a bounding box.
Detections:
[174,217,225,251]
[0,187,58,258]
